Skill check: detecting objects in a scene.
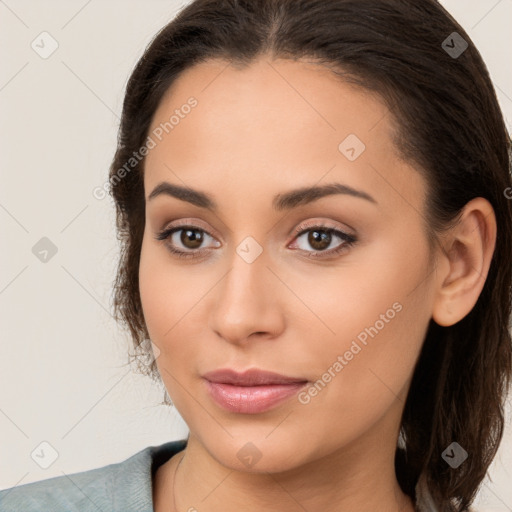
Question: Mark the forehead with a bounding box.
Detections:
[144,57,424,214]
[147,56,392,156]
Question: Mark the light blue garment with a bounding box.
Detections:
[0,439,187,512]
[1,438,440,511]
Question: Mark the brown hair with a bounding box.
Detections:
[108,1,512,510]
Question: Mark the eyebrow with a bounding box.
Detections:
[147,181,377,211]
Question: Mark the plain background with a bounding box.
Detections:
[0,0,511,509]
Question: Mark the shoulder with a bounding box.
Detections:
[0,439,187,512]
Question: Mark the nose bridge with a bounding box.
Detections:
[209,236,283,343]
[221,237,270,315]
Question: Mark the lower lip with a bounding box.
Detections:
[204,380,308,414]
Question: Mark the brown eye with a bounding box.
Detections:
[180,228,204,249]
[290,223,357,259]
[155,224,221,259]
[307,229,332,251]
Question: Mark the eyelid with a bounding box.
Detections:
[290,219,355,238]
[161,218,221,240]
[162,218,352,241]
[156,217,358,260]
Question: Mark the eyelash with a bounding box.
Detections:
[154,221,357,260]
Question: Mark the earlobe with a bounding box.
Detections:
[431,197,497,327]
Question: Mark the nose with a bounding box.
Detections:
[208,245,285,346]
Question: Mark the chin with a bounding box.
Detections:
[200,432,312,474]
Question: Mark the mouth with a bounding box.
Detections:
[202,368,309,414]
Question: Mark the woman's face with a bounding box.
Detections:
[139,57,437,472]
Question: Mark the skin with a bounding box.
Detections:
[139,56,497,511]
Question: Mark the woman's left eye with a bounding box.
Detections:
[154,223,357,260]
[290,224,357,258]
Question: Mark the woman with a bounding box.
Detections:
[1,0,510,511]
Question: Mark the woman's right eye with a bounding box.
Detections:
[154,225,220,259]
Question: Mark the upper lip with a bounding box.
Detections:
[202,368,308,386]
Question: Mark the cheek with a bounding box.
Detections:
[138,235,214,375]
[138,260,171,343]
[293,233,431,415]
[290,296,429,449]
[138,244,198,412]
[139,237,185,363]
[139,235,194,339]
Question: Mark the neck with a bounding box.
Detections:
[153,385,416,512]
[167,429,414,512]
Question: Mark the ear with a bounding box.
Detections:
[432,197,497,327]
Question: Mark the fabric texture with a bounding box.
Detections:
[0,439,439,511]
[0,439,187,512]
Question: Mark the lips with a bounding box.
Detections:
[202,368,308,414]
[202,368,307,386]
